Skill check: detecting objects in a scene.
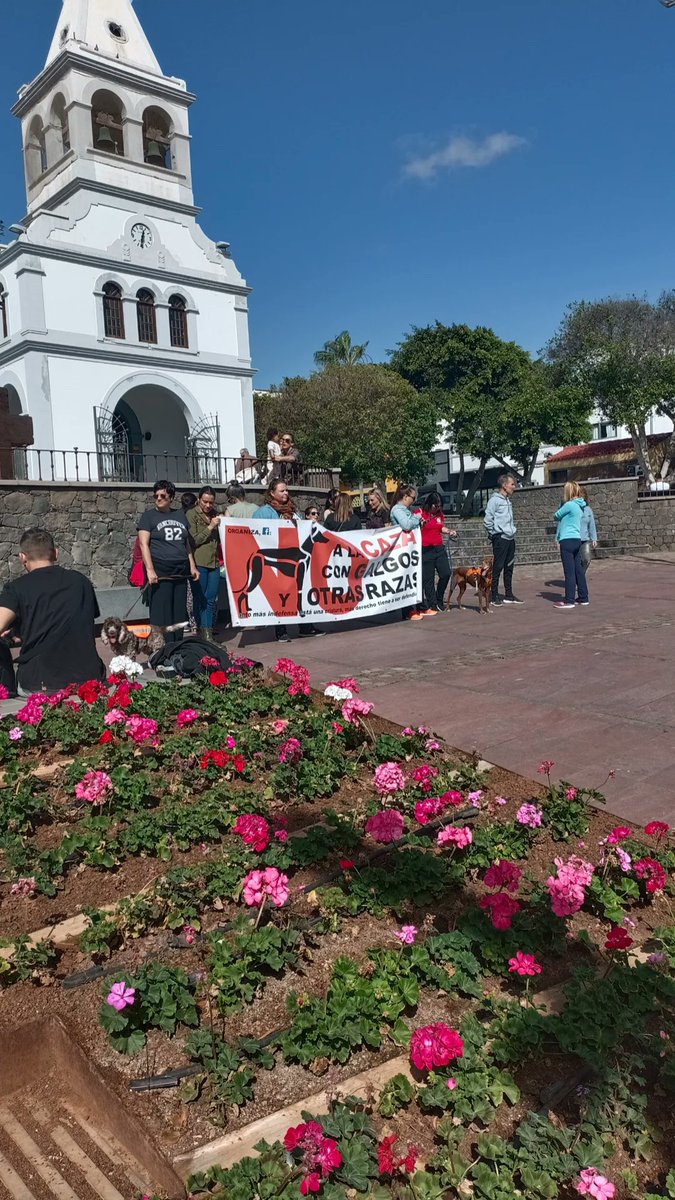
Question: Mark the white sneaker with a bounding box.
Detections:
[553,602,575,610]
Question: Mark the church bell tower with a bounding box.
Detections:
[0,0,254,481]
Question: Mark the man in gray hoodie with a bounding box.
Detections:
[483,474,523,606]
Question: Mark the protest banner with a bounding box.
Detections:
[220,518,422,627]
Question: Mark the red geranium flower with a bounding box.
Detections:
[209,670,228,687]
[645,820,669,840]
[78,679,107,705]
[605,925,633,952]
[607,825,632,844]
[634,857,668,893]
[98,730,114,745]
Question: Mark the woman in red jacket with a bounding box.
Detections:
[414,492,457,616]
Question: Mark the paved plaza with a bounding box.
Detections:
[228,554,675,825]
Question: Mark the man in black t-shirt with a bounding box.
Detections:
[0,528,105,696]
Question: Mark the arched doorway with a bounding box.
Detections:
[95,382,196,482]
[112,398,144,481]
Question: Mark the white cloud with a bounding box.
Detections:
[404,132,527,181]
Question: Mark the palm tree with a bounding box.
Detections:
[314,331,370,369]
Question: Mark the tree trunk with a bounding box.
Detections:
[522,452,538,486]
[628,422,655,485]
[657,417,675,479]
[460,455,488,517]
[455,451,465,514]
[493,455,526,483]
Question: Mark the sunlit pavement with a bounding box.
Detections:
[228,555,675,825]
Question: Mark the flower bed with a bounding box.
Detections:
[0,660,674,1199]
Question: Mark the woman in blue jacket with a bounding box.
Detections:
[553,482,588,610]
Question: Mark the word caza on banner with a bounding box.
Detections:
[221,519,422,627]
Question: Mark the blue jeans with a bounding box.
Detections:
[559,538,588,604]
[193,566,220,629]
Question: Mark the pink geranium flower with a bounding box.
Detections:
[437,825,473,849]
[410,764,439,793]
[8,727,22,742]
[410,1023,464,1071]
[366,809,405,843]
[483,860,522,893]
[394,925,418,945]
[374,762,406,794]
[177,709,200,728]
[480,892,521,930]
[233,814,271,852]
[75,770,113,805]
[538,759,555,774]
[341,697,374,724]
[607,825,632,844]
[125,715,159,745]
[508,950,542,977]
[278,737,303,765]
[516,803,543,828]
[106,981,136,1010]
[415,797,445,825]
[242,866,290,908]
[575,1168,615,1198]
[10,877,36,898]
[104,708,126,726]
[546,854,594,917]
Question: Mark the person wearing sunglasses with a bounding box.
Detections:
[137,480,200,645]
[304,502,322,522]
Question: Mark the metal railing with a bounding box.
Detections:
[0,448,339,491]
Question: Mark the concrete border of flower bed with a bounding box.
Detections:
[173,1054,415,1179]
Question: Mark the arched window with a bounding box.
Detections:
[91,89,125,156]
[0,287,8,340]
[102,282,125,339]
[137,289,157,344]
[142,105,173,169]
[169,295,189,348]
[50,94,70,156]
[25,117,47,186]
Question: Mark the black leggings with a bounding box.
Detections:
[148,578,189,642]
[422,545,452,609]
[491,535,516,600]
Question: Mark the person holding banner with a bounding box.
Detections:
[391,486,423,622]
[391,485,422,533]
[415,492,457,614]
[253,479,325,642]
[325,493,361,533]
[366,487,390,529]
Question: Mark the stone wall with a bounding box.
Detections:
[0,481,326,587]
[0,477,673,588]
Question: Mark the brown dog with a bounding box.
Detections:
[101,616,142,660]
[449,557,494,614]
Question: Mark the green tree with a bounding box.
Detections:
[546,294,675,483]
[254,365,438,484]
[500,361,591,484]
[391,323,569,512]
[313,331,370,369]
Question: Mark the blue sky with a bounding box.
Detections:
[1,0,674,385]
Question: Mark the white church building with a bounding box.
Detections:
[0,0,255,483]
